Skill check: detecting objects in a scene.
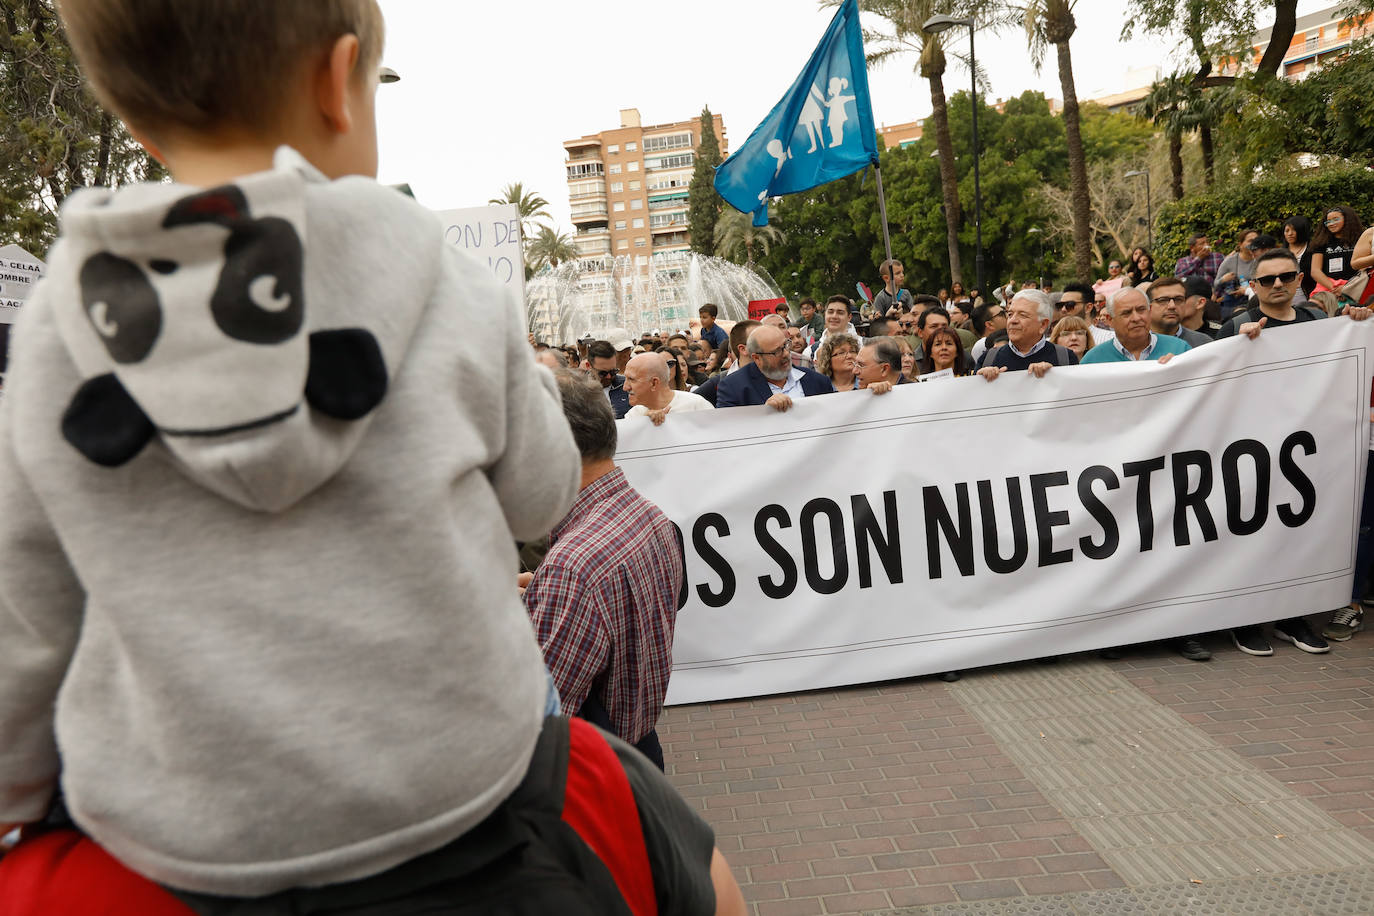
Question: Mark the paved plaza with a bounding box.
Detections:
[659,616,1374,914]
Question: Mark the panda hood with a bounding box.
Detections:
[47,148,439,512]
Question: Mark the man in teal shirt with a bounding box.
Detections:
[1081,287,1191,364]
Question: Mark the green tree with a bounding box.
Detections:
[1077,102,1155,164]
[0,0,163,254]
[687,106,723,256]
[525,225,578,277]
[713,207,785,265]
[1015,0,1093,281]
[488,181,551,243]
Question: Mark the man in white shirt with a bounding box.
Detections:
[623,352,713,425]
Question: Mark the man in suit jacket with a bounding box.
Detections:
[694,319,760,407]
[717,325,834,411]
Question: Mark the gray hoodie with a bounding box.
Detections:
[0,149,581,895]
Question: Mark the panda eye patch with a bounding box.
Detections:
[79,253,162,364]
[211,216,304,345]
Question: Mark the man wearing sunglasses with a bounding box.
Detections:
[1217,248,1330,339]
[587,340,631,419]
[1219,247,1373,656]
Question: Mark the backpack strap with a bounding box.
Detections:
[563,718,658,916]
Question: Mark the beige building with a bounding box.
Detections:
[1224,4,1372,78]
[563,108,727,263]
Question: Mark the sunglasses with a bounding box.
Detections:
[1252,271,1299,287]
[594,368,618,378]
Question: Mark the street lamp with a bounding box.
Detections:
[923,14,984,300]
[379,66,401,84]
[1124,169,1152,250]
[1027,227,1044,284]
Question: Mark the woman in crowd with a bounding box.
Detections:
[1311,205,1366,292]
[1127,249,1157,287]
[817,332,862,392]
[1214,228,1260,319]
[1050,315,1094,361]
[1284,215,1316,298]
[916,326,969,378]
[949,281,966,302]
[657,347,690,391]
[896,336,918,381]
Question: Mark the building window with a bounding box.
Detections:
[630,198,643,210]
[615,220,627,230]
[566,163,604,179]
[629,180,641,190]
[613,201,625,212]
[617,239,629,250]
[636,255,649,266]
[628,161,640,172]
[635,238,648,248]
[643,132,692,152]
[632,218,644,228]
[609,164,621,175]
[610,181,623,193]
[626,142,637,151]
[646,152,694,170]
[607,144,619,154]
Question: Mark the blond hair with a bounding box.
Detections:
[58,0,384,136]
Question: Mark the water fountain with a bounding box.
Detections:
[526,252,783,344]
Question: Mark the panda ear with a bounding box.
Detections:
[305,329,388,421]
[62,374,155,467]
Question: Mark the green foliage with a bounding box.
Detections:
[1078,103,1154,163]
[756,90,1057,296]
[525,225,577,277]
[1154,165,1374,268]
[0,0,162,255]
[713,207,784,264]
[688,107,723,256]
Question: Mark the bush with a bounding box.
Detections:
[1154,165,1374,267]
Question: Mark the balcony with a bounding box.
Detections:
[569,187,607,201]
[571,205,609,223]
[574,235,612,257]
[565,162,605,180]
[650,215,689,232]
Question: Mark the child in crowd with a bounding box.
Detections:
[0,3,738,913]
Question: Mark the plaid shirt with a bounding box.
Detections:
[524,467,683,743]
[1174,251,1225,286]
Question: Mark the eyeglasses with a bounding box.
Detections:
[665,358,678,367]
[1252,271,1299,287]
[1150,295,1186,304]
[594,368,618,379]
[756,345,789,358]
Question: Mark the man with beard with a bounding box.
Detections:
[717,325,834,411]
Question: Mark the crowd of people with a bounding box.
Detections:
[540,235,1374,671]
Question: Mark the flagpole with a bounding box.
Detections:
[873,164,895,300]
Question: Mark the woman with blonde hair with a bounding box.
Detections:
[895,335,918,381]
[1049,315,1094,361]
[816,332,862,392]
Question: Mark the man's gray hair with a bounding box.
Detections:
[1104,286,1146,317]
[866,337,903,373]
[1011,288,1053,321]
[552,368,617,462]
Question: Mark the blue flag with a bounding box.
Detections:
[714,0,878,226]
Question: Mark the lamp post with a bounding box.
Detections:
[1124,169,1152,250]
[923,14,983,300]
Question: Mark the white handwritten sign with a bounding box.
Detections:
[434,204,525,308]
[0,244,44,325]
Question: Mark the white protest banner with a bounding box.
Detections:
[433,203,524,308]
[0,244,44,325]
[616,321,1373,705]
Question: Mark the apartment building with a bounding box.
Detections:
[1230,3,1372,78]
[563,107,727,264]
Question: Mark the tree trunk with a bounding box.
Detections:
[927,73,963,287]
[1199,123,1214,188]
[1255,0,1300,78]
[1169,133,1184,200]
[1056,40,1092,282]
[94,112,112,187]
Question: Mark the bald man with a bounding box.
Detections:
[623,352,713,425]
[716,325,834,411]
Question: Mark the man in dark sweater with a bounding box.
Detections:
[977,289,1078,381]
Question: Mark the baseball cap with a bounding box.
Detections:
[603,327,634,352]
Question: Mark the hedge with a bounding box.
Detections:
[1154,165,1374,268]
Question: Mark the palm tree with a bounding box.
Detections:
[1018,0,1091,281]
[488,181,552,242]
[1137,74,1192,200]
[526,225,579,276]
[831,0,993,287]
[714,208,785,265]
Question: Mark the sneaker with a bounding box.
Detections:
[1324,605,1364,642]
[1232,626,1273,656]
[1173,638,1212,661]
[1273,619,1330,654]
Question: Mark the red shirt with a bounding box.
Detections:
[525,468,683,743]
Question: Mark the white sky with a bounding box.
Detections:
[374,0,1333,234]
